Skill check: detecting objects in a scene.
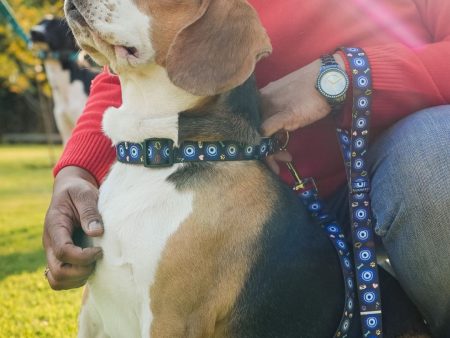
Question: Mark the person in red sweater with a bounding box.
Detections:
[44,0,450,335]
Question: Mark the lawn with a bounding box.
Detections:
[0,145,82,338]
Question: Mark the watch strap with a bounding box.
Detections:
[318,54,349,114]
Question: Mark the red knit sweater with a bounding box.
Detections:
[54,0,450,197]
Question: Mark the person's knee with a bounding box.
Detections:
[369,105,450,239]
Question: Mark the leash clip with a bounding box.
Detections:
[273,131,305,190]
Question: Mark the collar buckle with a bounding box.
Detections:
[143,138,174,167]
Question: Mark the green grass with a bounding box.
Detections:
[0,145,82,338]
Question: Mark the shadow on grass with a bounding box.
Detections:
[0,250,46,281]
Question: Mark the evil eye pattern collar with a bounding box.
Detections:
[116,138,274,167]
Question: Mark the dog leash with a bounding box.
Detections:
[282,47,383,337]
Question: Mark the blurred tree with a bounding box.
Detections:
[0,0,63,136]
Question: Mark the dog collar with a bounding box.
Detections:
[116,138,274,167]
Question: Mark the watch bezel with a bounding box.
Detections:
[316,67,350,100]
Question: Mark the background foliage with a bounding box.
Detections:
[0,0,63,136]
[0,145,81,338]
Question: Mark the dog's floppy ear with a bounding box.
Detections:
[165,0,272,96]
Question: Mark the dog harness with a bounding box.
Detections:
[115,47,382,337]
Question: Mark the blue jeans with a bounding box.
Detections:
[367,105,450,337]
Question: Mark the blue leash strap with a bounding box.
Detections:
[338,47,383,337]
[284,47,383,337]
[292,177,355,338]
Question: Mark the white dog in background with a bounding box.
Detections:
[30,16,98,144]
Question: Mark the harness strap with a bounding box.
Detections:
[116,138,274,167]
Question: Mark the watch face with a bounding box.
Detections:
[319,69,348,97]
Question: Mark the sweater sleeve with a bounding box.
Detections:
[53,69,122,184]
[339,0,450,128]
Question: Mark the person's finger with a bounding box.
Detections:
[46,268,88,290]
[273,150,293,163]
[260,110,300,137]
[71,187,104,237]
[261,113,286,137]
[46,248,95,282]
[48,222,102,266]
[265,155,280,174]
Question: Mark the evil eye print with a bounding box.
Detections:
[342,319,350,332]
[353,158,364,170]
[245,146,254,156]
[353,178,369,190]
[226,144,238,158]
[356,117,367,129]
[357,75,369,88]
[361,269,374,282]
[363,291,376,304]
[359,249,372,261]
[353,57,366,68]
[366,316,378,329]
[308,202,321,212]
[347,277,354,289]
[301,190,312,198]
[348,47,359,52]
[340,133,350,145]
[118,145,126,158]
[206,144,219,158]
[354,138,365,149]
[162,146,171,159]
[347,298,354,310]
[357,229,369,241]
[344,257,351,269]
[357,96,369,109]
[354,193,365,200]
[354,208,368,220]
[183,145,196,158]
[337,240,347,250]
[259,143,268,154]
[327,224,339,234]
[129,145,140,159]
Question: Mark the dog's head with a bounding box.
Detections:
[64,0,272,95]
[30,16,78,53]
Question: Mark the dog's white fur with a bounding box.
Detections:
[43,59,88,145]
[80,69,201,337]
[69,0,205,332]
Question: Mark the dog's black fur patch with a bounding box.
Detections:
[30,17,97,95]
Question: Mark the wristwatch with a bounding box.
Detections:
[316,54,349,113]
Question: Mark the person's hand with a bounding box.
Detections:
[43,166,104,290]
[260,53,345,173]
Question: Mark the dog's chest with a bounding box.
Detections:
[90,163,193,337]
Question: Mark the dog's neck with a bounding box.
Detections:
[103,64,261,146]
[104,65,202,145]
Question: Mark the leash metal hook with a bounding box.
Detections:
[275,131,305,191]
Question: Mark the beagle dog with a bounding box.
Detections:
[65,0,429,337]
[30,17,98,144]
